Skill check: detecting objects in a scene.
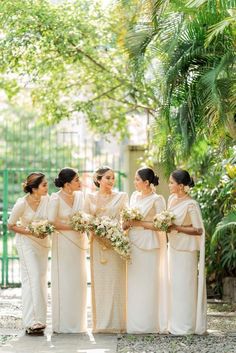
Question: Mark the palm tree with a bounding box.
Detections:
[118,0,236,169]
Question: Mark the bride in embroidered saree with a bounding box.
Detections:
[125,167,168,334]
[167,169,207,335]
[84,166,128,333]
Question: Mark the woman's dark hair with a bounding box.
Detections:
[54,168,77,188]
[23,172,45,194]
[171,169,195,187]
[93,166,113,188]
[137,167,159,186]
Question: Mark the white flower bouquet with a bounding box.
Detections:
[121,207,143,222]
[70,211,92,233]
[92,216,131,261]
[28,220,55,239]
[153,210,176,232]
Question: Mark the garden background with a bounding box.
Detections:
[0,0,235,307]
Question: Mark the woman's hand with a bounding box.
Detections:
[8,224,32,236]
[168,224,203,236]
[131,220,144,227]
[122,221,131,231]
[122,220,143,230]
[168,224,178,233]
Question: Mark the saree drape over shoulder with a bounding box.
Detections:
[127,191,168,334]
[84,191,128,333]
[8,195,50,329]
[48,191,88,333]
[167,194,207,335]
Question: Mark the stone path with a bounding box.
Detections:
[0,288,235,352]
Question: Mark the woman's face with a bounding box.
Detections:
[33,178,48,196]
[134,172,148,192]
[99,170,115,191]
[168,175,181,194]
[68,173,81,191]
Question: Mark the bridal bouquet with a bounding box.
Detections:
[28,220,55,239]
[70,211,92,233]
[153,211,176,232]
[121,207,143,222]
[92,216,131,261]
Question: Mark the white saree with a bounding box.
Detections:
[127,191,168,334]
[167,194,207,335]
[8,195,50,329]
[84,191,128,333]
[48,191,88,333]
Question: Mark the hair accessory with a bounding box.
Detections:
[150,183,156,192]
[93,172,99,184]
[184,185,190,193]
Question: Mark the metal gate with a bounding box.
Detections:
[0,114,126,286]
[0,168,125,287]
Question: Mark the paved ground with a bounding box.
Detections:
[0,288,235,353]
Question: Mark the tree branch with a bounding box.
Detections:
[106,95,158,113]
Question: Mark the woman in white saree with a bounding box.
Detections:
[167,169,207,335]
[84,166,128,333]
[48,168,88,333]
[8,173,50,334]
[125,167,168,334]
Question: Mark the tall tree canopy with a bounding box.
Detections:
[0,0,154,139]
[117,0,236,172]
[0,0,235,168]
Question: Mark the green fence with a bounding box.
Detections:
[0,168,126,287]
[0,112,127,286]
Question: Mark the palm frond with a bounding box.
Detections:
[125,24,155,59]
[206,16,236,46]
[187,0,236,11]
[187,0,207,6]
[211,210,236,247]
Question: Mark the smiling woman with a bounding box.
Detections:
[167,169,207,335]
[48,168,88,333]
[7,172,50,335]
[84,166,128,333]
[126,167,168,334]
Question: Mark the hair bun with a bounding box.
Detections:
[54,177,64,188]
[22,172,45,194]
[93,172,100,188]
[152,174,159,186]
[137,167,160,188]
[93,166,112,188]
[189,177,195,188]
[22,182,30,193]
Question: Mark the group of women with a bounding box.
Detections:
[8,166,207,336]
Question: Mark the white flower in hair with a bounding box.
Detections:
[93,172,99,184]
[184,185,190,193]
[150,183,156,192]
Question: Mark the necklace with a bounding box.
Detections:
[176,194,188,200]
[95,191,113,214]
[98,191,113,198]
[30,195,41,203]
[61,189,74,199]
[140,191,153,199]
